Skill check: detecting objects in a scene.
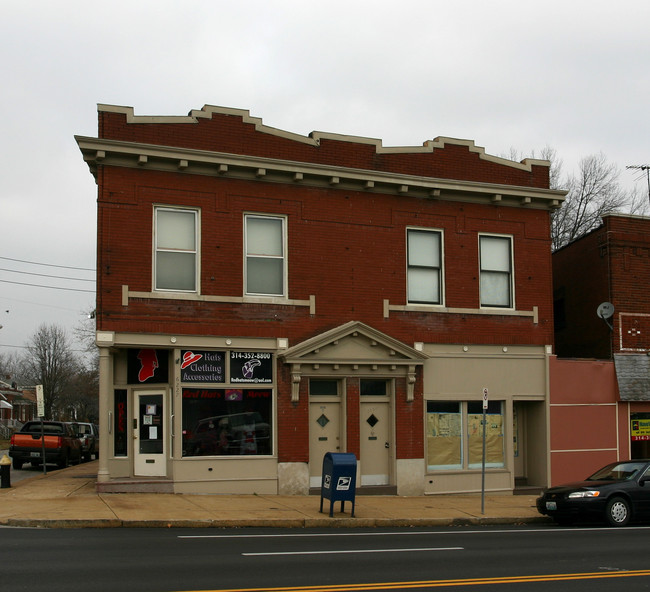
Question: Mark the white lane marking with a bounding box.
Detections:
[242,547,463,556]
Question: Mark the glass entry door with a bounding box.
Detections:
[134,391,166,477]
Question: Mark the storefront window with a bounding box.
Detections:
[467,401,504,469]
[426,402,462,470]
[114,389,128,457]
[426,400,504,471]
[182,388,272,456]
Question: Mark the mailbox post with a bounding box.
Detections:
[319,452,357,517]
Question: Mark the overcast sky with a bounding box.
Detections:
[1,0,648,359]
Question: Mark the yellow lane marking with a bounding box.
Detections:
[179,569,650,592]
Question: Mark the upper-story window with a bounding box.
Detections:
[245,214,286,297]
[154,207,198,292]
[479,234,513,308]
[407,228,443,305]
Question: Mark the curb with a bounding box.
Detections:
[0,516,552,529]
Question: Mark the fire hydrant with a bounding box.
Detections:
[0,453,11,489]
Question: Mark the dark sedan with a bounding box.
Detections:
[537,460,650,526]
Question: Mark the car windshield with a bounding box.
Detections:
[587,462,646,481]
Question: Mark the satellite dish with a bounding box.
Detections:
[597,302,615,319]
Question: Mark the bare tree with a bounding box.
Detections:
[71,309,99,421]
[551,153,649,251]
[504,148,648,250]
[21,324,78,419]
[0,350,22,387]
[63,365,99,422]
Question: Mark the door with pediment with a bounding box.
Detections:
[308,379,343,488]
[359,379,392,486]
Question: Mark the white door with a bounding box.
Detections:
[360,399,391,486]
[134,391,166,477]
[309,400,342,488]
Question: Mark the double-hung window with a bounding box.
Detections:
[407,228,443,305]
[154,207,198,292]
[245,214,286,297]
[479,235,513,308]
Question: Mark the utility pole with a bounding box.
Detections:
[627,164,650,205]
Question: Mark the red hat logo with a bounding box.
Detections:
[181,351,203,369]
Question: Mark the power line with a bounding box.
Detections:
[0,256,95,272]
[0,295,92,314]
[0,279,95,293]
[0,267,95,283]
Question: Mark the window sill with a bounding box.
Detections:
[122,285,315,313]
[384,299,538,324]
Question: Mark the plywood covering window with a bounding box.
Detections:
[426,400,504,471]
[426,402,462,470]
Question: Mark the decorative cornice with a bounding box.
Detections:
[96,104,554,172]
[75,135,566,210]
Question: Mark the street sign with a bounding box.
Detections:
[36,384,44,417]
[481,387,488,514]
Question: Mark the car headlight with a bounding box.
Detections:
[568,490,601,498]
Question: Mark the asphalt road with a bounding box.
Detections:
[2,525,650,592]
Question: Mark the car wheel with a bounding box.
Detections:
[83,451,91,462]
[606,496,631,527]
[12,458,23,470]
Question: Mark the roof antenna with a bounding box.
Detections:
[626,164,650,206]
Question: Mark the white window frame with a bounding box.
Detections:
[244,213,287,298]
[406,227,444,306]
[153,206,199,293]
[479,234,514,309]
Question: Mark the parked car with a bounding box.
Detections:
[537,460,650,526]
[9,420,83,469]
[77,422,99,461]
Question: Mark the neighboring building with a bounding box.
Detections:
[76,104,565,494]
[0,381,36,435]
[552,214,650,481]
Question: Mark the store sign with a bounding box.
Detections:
[230,352,273,383]
[631,419,650,441]
[180,350,225,383]
[127,349,169,384]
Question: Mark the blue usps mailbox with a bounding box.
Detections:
[319,452,357,517]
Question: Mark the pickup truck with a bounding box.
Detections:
[77,422,99,461]
[9,421,83,470]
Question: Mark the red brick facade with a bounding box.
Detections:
[78,104,562,494]
[91,112,557,347]
[554,214,650,358]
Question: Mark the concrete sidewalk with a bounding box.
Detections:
[0,460,548,528]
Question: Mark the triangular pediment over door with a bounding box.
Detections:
[280,321,428,403]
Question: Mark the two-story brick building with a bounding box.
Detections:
[76,104,565,495]
[552,214,650,480]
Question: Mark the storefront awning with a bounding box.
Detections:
[0,400,12,409]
